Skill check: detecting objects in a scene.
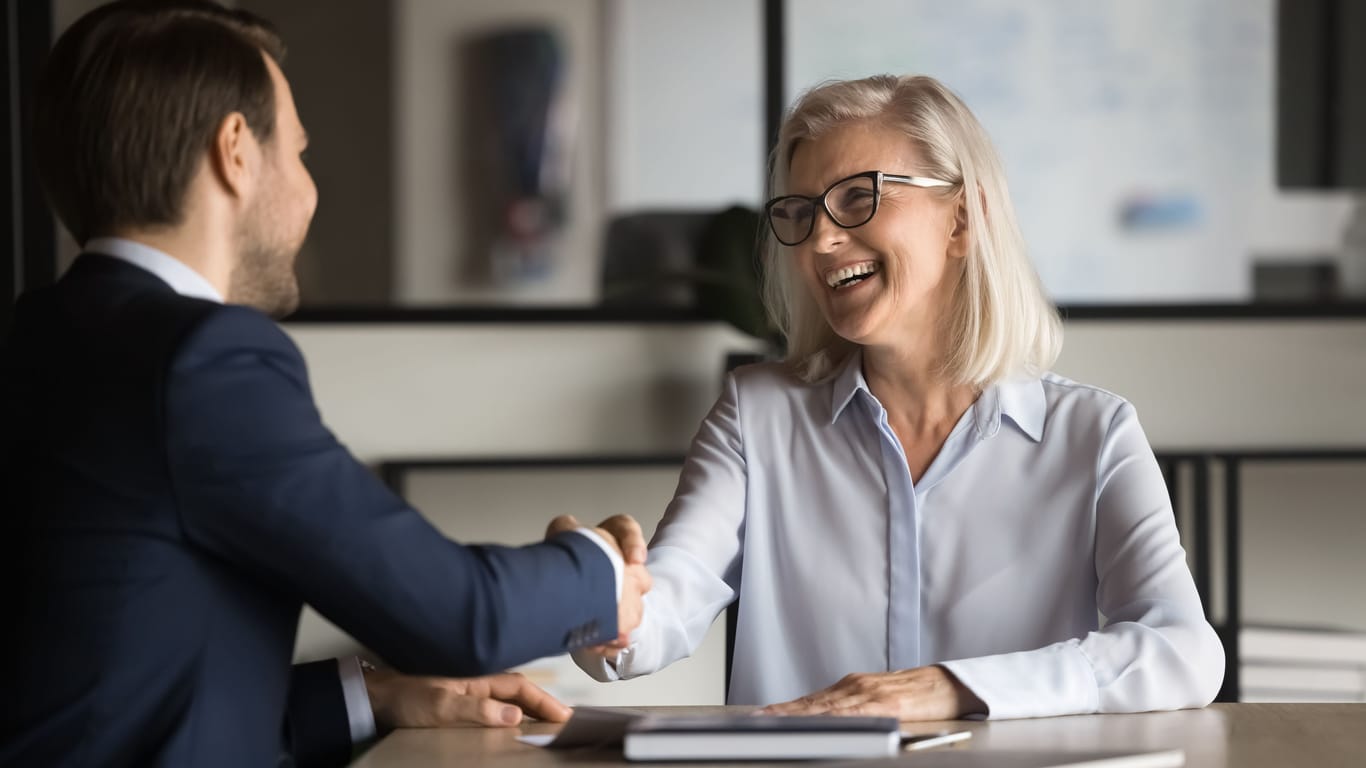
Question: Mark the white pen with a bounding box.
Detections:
[901,729,974,752]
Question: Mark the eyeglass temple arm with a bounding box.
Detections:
[882,173,954,188]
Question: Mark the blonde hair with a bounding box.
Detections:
[763,74,1062,387]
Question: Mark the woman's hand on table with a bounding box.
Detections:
[757,665,986,721]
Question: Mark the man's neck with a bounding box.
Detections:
[108,227,233,300]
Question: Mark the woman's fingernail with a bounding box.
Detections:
[502,706,521,724]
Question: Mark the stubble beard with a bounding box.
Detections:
[230,204,302,320]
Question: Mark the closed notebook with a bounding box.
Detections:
[839,749,1185,768]
[622,714,901,761]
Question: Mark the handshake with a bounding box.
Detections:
[367,514,655,731]
[546,513,653,650]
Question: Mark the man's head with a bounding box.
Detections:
[227,54,315,317]
[35,0,316,317]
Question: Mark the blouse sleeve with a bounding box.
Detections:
[573,372,748,682]
[939,402,1225,718]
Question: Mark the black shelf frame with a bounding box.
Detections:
[286,302,1366,325]
[1156,447,1366,702]
[377,454,686,498]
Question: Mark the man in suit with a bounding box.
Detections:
[0,2,651,766]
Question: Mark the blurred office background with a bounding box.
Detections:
[6,0,1366,706]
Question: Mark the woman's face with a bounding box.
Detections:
[786,120,965,350]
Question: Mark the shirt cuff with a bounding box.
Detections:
[569,528,624,602]
[939,640,1099,720]
[337,656,378,744]
[571,647,624,682]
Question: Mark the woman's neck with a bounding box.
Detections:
[864,350,974,430]
[861,341,979,486]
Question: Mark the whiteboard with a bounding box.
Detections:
[787,0,1348,302]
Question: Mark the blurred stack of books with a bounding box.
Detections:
[1241,625,1366,702]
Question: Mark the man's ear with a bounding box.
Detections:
[209,112,257,200]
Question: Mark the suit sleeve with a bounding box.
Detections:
[284,661,352,768]
[162,307,618,676]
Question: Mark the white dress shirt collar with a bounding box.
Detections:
[995,374,1046,442]
[828,348,1045,442]
[828,348,866,423]
[85,237,224,304]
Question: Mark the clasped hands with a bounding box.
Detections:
[545,513,653,650]
[365,514,653,731]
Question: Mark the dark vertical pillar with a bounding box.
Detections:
[1275,0,1363,187]
[3,0,19,325]
[3,0,55,336]
[724,602,737,702]
[1192,457,1212,620]
[762,0,784,176]
[1335,0,1366,183]
[1218,458,1242,703]
[1320,0,1342,186]
[1158,456,1180,535]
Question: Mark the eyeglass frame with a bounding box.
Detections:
[763,170,954,246]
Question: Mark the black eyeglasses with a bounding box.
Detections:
[764,170,953,246]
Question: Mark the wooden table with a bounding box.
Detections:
[352,704,1365,767]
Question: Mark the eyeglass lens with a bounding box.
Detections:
[768,175,878,246]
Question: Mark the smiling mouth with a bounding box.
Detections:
[826,262,880,290]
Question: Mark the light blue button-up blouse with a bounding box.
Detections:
[576,353,1224,719]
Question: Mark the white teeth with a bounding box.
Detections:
[826,262,879,288]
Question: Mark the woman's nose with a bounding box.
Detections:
[809,207,845,252]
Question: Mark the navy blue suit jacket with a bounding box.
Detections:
[0,255,618,767]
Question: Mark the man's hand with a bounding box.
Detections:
[756,665,986,721]
[365,669,571,729]
[546,514,647,565]
[545,514,653,641]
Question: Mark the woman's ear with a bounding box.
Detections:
[208,112,258,200]
[947,195,970,260]
[948,184,988,260]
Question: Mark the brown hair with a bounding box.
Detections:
[33,0,286,245]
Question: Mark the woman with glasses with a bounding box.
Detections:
[575,75,1222,720]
